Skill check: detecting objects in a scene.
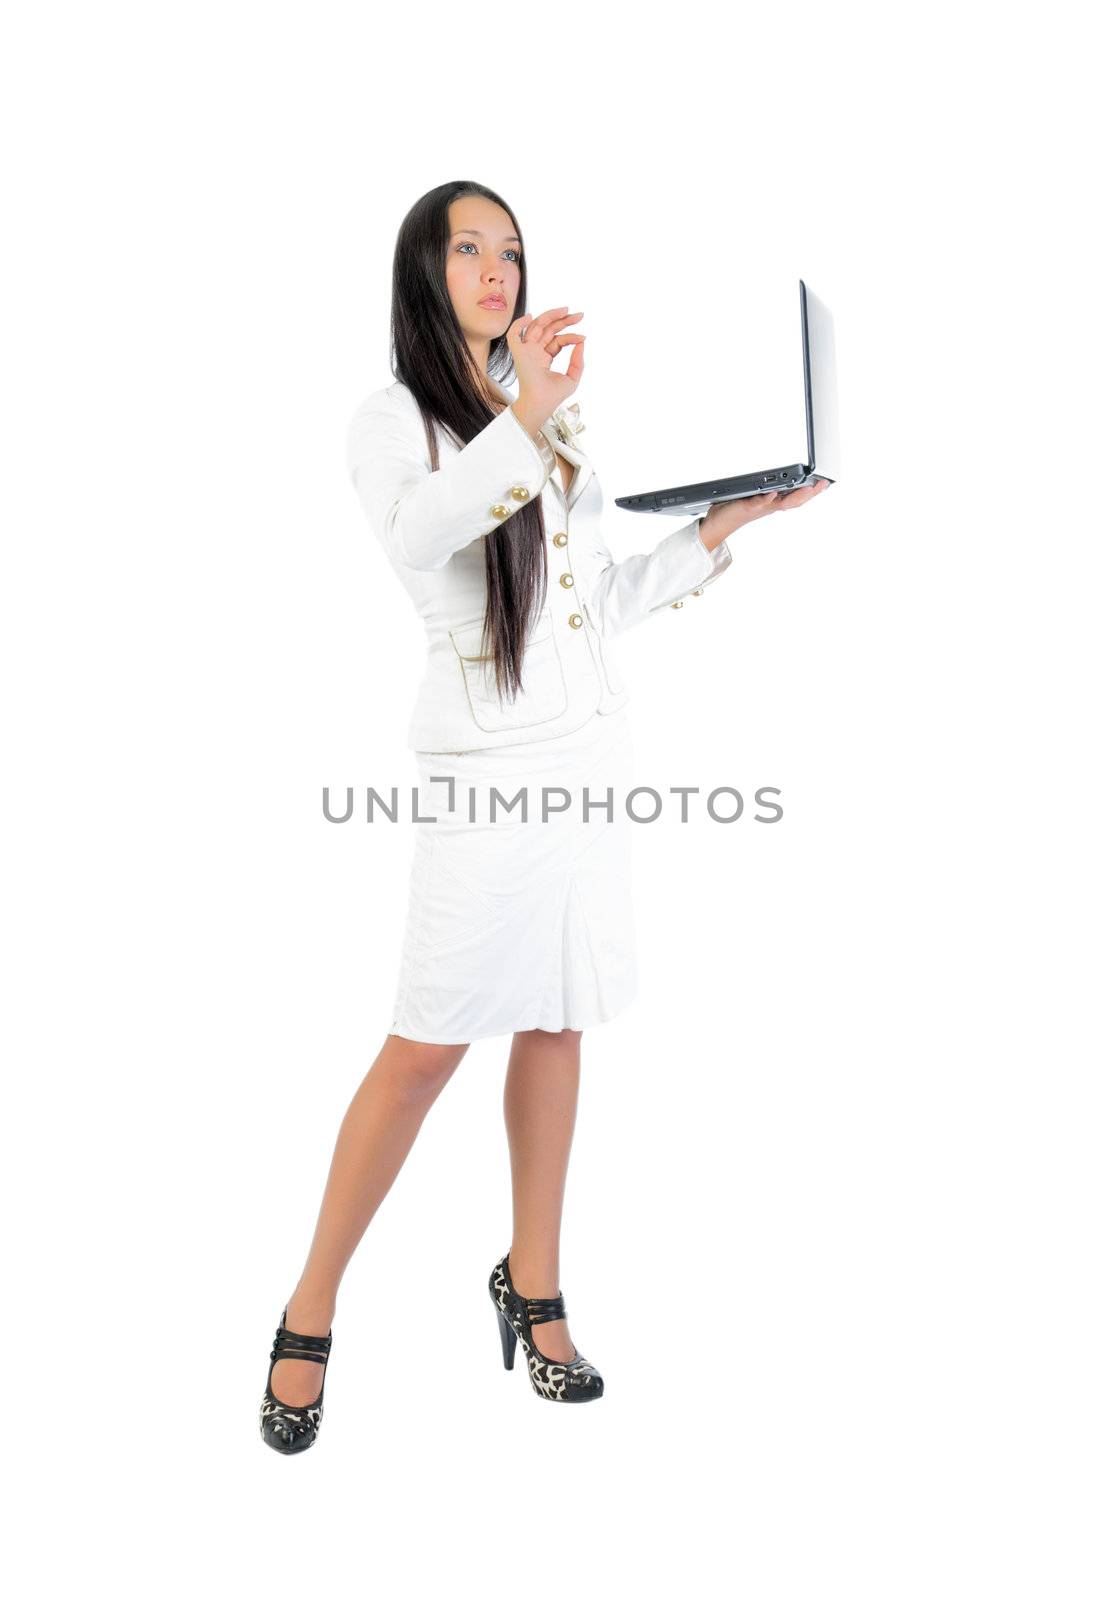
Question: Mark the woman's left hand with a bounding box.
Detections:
[698,477,830,550]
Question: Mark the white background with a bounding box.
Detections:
[3,3,1094,1596]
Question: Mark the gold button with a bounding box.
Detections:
[490,504,509,520]
[568,612,583,629]
[670,600,684,609]
[692,588,704,596]
[559,573,574,588]
[552,532,568,547]
[510,485,530,502]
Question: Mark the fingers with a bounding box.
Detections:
[546,331,586,357]
[533,309,583,335]
[546,319,585,353]
[530,306,570,328]
[509,308,584,347]
[746,492,779,518]
[508,311,550,348]
[564,336,585,382]
[773,480,829,511]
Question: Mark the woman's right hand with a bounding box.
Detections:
[507,307,586,432]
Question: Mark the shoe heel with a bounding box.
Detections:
[494,1301,517,1369]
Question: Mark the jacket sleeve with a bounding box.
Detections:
[346,388,558,572]
[584,516,734,639]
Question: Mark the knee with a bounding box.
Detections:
[388,1035,468,1095]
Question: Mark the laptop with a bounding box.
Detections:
[615,279,839,517]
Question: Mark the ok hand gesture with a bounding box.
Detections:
[506,307,586,430]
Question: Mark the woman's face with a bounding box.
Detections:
[445,195,522,348]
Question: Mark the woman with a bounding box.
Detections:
[259,180,828,1451]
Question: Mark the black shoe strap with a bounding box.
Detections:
[524,1294,567,1325]
[272,1324,333,1363]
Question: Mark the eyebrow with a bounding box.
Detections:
[451,229,521,244]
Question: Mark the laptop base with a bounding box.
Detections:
[616,464,829,517]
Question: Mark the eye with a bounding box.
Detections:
[456,242,521,262]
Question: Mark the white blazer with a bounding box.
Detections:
[345,380,733,752]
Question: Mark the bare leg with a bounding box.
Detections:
[503,1027,583,1364]
[270,1031,468,1406]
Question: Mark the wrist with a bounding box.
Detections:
[696,512,727,554]
[511,395,553,439]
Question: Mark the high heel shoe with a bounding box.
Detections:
[259,1306,333,1454]
[489,1251,604,1402]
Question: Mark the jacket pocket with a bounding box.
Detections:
[582,601,626,696]
[449,608,568,733]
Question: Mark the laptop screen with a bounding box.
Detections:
[803,282,841,480]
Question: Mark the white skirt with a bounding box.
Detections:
[390,707,638,1044]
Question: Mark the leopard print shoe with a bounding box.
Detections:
[489,1252,604,1403]
[259,1306,333,1454]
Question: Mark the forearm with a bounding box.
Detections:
[586,519,734,636]
[696,508,733,555]
[347,395,556,572]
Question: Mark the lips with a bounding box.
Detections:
[479,295,506,308]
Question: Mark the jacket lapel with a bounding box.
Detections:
[490,383,593,508]
[544,413,593,509]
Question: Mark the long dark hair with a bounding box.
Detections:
[389,179,547,703]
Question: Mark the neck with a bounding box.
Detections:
[466,334,491,374]
[465,337,508,406]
